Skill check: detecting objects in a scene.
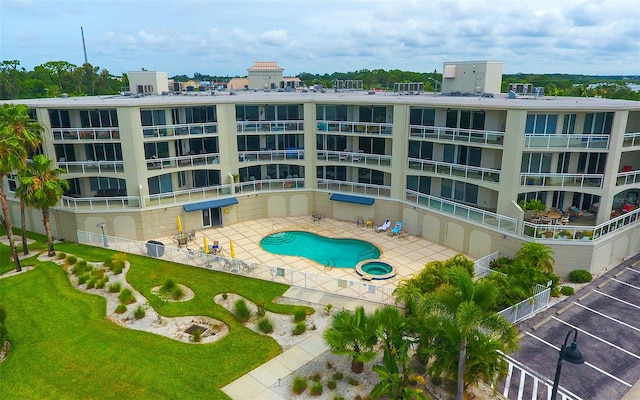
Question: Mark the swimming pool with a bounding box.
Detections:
[260,231,380,268]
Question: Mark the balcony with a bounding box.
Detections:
[409,125,504,146]
[623,132,640,148]
[404,189,517,233]
[523,134,609,149]
[519,173,604,188]
[238,149,304,162]
[316,121,392,136]
[59,160,125,174]
[316,150,392,167]
[143,185,232,207]
[235,178,304,194]
[317,179,391,197]
[146,153,220,170]
[236,120,303,133]
[142,122,218,138]
[59,195,140,210]
[52,127,120,141]
[408,158,500,183]
[617,170,640,186]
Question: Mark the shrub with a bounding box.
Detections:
[108,282,122,293]
[327,379,337,390]
[309,381,323,396]
[257,317,273,333]
[221,293,228,300]
[118,288,136,304]
[103,259,113,269]
[192,328,202,342]
[489,256,514,273]
[293,309,307,323]
[561,286,575,296]
[86,278,97,289]
[234,299,251,322]
[310,372,322,382]
[291,376,308,395]
[64,255,77,266]
[133,306,145,319]
[332,371,344,381]
[77,275,89,285]
[256,301,266,317]
[111,260,125,275]
[324,303,334,315]
[161,278,176,292]
[96,279,106,289]
[56,252,67,260]
[114,304,127,314]
[346,376,360,386]
[292,322,306,335]
[569,269,592,283]
[170,285,184,300]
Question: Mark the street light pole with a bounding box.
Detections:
[551,328,585,400]
[96,222,108,247]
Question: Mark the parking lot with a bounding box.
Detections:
[504,252,640,399]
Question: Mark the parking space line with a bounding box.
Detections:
[524,331,632,388]
[551,316,640,360]
[627,267,640,274]
[570,302,640,334]
[610,278,640,291]
[592,289,640,311]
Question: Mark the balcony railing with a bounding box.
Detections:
[617,170,640,186]
[143,185,232,207]
[146,153,220,170]
[404,189,518,233]
[523,134,609,149]
[317,179,391,197]
[238,149,304,162]
[236,120,304,133]
[52,127,120,141]
[58,160,125,174]
[316,150,392,167]
[235,178,304,193]
[408,158,500,183]
[519,173,604,188]
[316,121,392,136]
[59,195,140,210]
[623,132,640,147]
[142,122,218,138]
[409,125,504,146]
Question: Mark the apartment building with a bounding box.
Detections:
[3,80,640,277]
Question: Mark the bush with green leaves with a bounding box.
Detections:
[327,379,337,390]
[192,328,202,342]
[331,371,343,381]
[560,286,575,296]
[346,376,360,386]
[118,288,136,304]
[114,304,127,314]
[257,317,273,334]
[291,376,308,395]
[77,275,89,285]
[133,306,146,319]
[310,372,322,382]
[309,381,323,396]
[64,255,78,266]
[56,252,67,260]
[87,278,97,289]
[234,299,251,322]
[292,322,306,335]
[171,286,184,300]
[293,309,307,323]
[569,269,592,283]
[108,282,122,293]
[161,279,176,292]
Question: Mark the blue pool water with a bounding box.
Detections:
[361,262,393,275]
[260,231,380,268]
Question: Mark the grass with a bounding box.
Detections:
[0,237,312,399]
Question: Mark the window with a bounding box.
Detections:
[521,153,552,173]
[408,141,433,159]
[317,135,347,151]
[80,109,118,128]
[316,105,348,121]
[440,179,478,204]
[140,109,166,126]
[237,135,260,151]
[48,109,70,128]
[144,142,170,159]
[409,108,435,126]
[235,105,259,121]
[562,114,576,134]
[445,109,486,130]
[54,144,76,162]
[182,106,217,123]
[85,143,122,161]
[406,176,431,194]
[90,177,126,191]
[262,104,302,120]
[358,137,386,154]
[525,114,558,135]
[317,166,346,181]
[583,112,613,134]
[442,144,481,166]
[357,168,386,185]
[192,170,220,187]
[147,174,173,195]
[577,153,607,174]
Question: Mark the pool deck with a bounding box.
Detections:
[157,216,464,289]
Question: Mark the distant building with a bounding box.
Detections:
[228,61,302,91]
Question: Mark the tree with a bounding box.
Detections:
[0,104,43,271]
[19,155,69,257]
[394,279,422,316]
[422,266,518,400]
[323,306,378,373]
[515,242,555,274]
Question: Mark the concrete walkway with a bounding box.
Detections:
[221,287,385,399]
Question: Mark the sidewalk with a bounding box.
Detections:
[221,287,385,399]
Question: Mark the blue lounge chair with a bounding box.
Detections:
[391,221,403,235]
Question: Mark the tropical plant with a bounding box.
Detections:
[518,198,546,212]
[515,242,555,274]
[0,103,42,271]
[569,269,592,283]
[323,306,378,373]
[393,279,423,316]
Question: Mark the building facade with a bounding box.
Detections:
[3,89,640,277]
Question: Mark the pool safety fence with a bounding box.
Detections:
[76,230,396,305]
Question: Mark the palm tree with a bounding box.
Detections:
[515,241,555,273]
[0,103,42,271]
[14,177,29,255]
[423,266,518,400]
[394,279,423,316]
[19,155,69,257]
[323,306,378,373]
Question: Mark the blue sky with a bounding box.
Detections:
[1,0,639,77]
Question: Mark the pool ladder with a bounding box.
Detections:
[324,259,335,270]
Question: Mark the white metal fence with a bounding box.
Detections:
[498,283,551,324]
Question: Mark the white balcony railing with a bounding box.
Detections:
[523,134,609,149]
[59,195,140,210]
[235,178,304,193]
[520,173,604,188]
[236,120,304,133]
[142,122,218,138]
[143,185,232,207]
[52,127,120,141]
[317,179,391,197]
[404,189,518,233]
[409,125,504,145]
[316,150,392,167]
[617,170,640,186]
[623,132,640,147]
[146,153,220,170]
[238,149,304,162]
[408,158,500,183]
[59,160,125,174]
[316,121,393,136]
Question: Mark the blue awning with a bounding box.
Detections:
[329,193,375,205]
[183,197,238,212]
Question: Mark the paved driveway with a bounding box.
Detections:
[504,252,640,400]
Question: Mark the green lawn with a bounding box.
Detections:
[0,237,309,399]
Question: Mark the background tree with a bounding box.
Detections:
[323,306,378,373]
[19,155,69,257]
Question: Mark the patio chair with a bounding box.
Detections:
[210,240,221,254]
[352,150,364,162]
[391,221,403,236]
[188,229,196,241]
[339,149,350,161]
[376,220,391,233]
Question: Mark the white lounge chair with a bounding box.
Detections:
[376,220,391,233]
